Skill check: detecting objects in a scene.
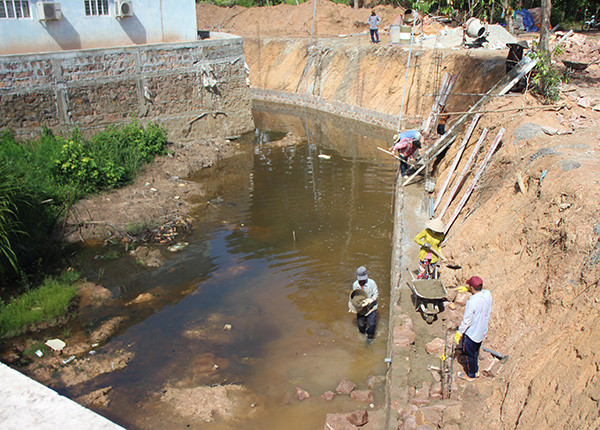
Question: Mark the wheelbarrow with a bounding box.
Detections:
[407,277,448,323]
[562,59,599,72]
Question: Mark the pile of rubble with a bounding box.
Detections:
[555,31,600,64]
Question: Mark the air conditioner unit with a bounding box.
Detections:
[37,2,62,21]
[115,0,133,18]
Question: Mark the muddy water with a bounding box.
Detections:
[71,103,399,429]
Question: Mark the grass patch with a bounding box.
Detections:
[102,249,120,260]
[126,220,157,237]
[25,341,49,357]
[0,270,80,339]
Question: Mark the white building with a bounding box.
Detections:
[0,0,197,55]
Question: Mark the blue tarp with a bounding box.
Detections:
[515,9,538,32]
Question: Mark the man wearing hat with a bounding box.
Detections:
[454,276,493,381]
[389,130,423,179]
[506,40,529,92]
[413,218,445,279]
[348,266,379,343]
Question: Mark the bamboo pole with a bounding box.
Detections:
[444,128,505,235]
[378,147,415,167]
[432,104,563,116]
[421,73,450,136]
[438,128,488,218]
[433,113,481,213]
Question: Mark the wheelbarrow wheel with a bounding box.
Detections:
[425,303,436,323]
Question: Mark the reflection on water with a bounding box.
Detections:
[70,103,398,429]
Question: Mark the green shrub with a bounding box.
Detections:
[53,139,101,193]
[0,270,80,338]
[0,121,168,286]
[0,164,23,274]
[531,46,566,103]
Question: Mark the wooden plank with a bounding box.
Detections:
[433,113,481,213]
[377,146,401,160]
[416,55,538,164]
[443,127,505,235]
[438,128,488,218]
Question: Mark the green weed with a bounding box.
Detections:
[0,122,167,282]
[103,249,119,260]
[531,45,566,103]
[126,220,156,237]
[0,270,80,338]
[25,341,49,357]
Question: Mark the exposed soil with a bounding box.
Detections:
[61,138,243,243]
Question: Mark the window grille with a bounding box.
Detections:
[0,1,30,19]
[84,0,108,16]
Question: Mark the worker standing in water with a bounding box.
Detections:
[348,266,378,343]
[413,218,445,279]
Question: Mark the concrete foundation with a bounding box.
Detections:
[0,362,124,429]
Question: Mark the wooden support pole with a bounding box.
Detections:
[401,135,457,187]
[438,128,488,218]
[433,113,481,213]
[443,127,505,235]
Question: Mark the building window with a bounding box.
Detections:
[84,0,108,16]
[0,1,31,18]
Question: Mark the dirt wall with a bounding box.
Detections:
[244,36,506,129]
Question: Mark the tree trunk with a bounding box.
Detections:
[353,0,357,10]
[503,0,515,34]
[539,0,552,52]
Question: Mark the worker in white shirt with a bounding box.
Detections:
[454,276,493,381]
[348,266,379,343]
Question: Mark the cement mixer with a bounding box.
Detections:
[465,17,487,38]
[463,17,488,46]
[389,9,420,44]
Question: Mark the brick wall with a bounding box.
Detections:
[0,36,254,141]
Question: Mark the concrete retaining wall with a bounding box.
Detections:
[0,33,254,140]
[0,362,124,429]
[251,87,421,131]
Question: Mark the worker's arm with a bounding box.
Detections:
[413,229,428,246]
[348,299,357,313]
[369,280,379,302]
[458,300,474,335]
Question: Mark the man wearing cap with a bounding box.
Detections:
[389,130,423,179]
[455,276,493,381]
[413,218,445,279]
[349,266,379,342]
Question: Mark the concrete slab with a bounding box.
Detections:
[0,363,124,430]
